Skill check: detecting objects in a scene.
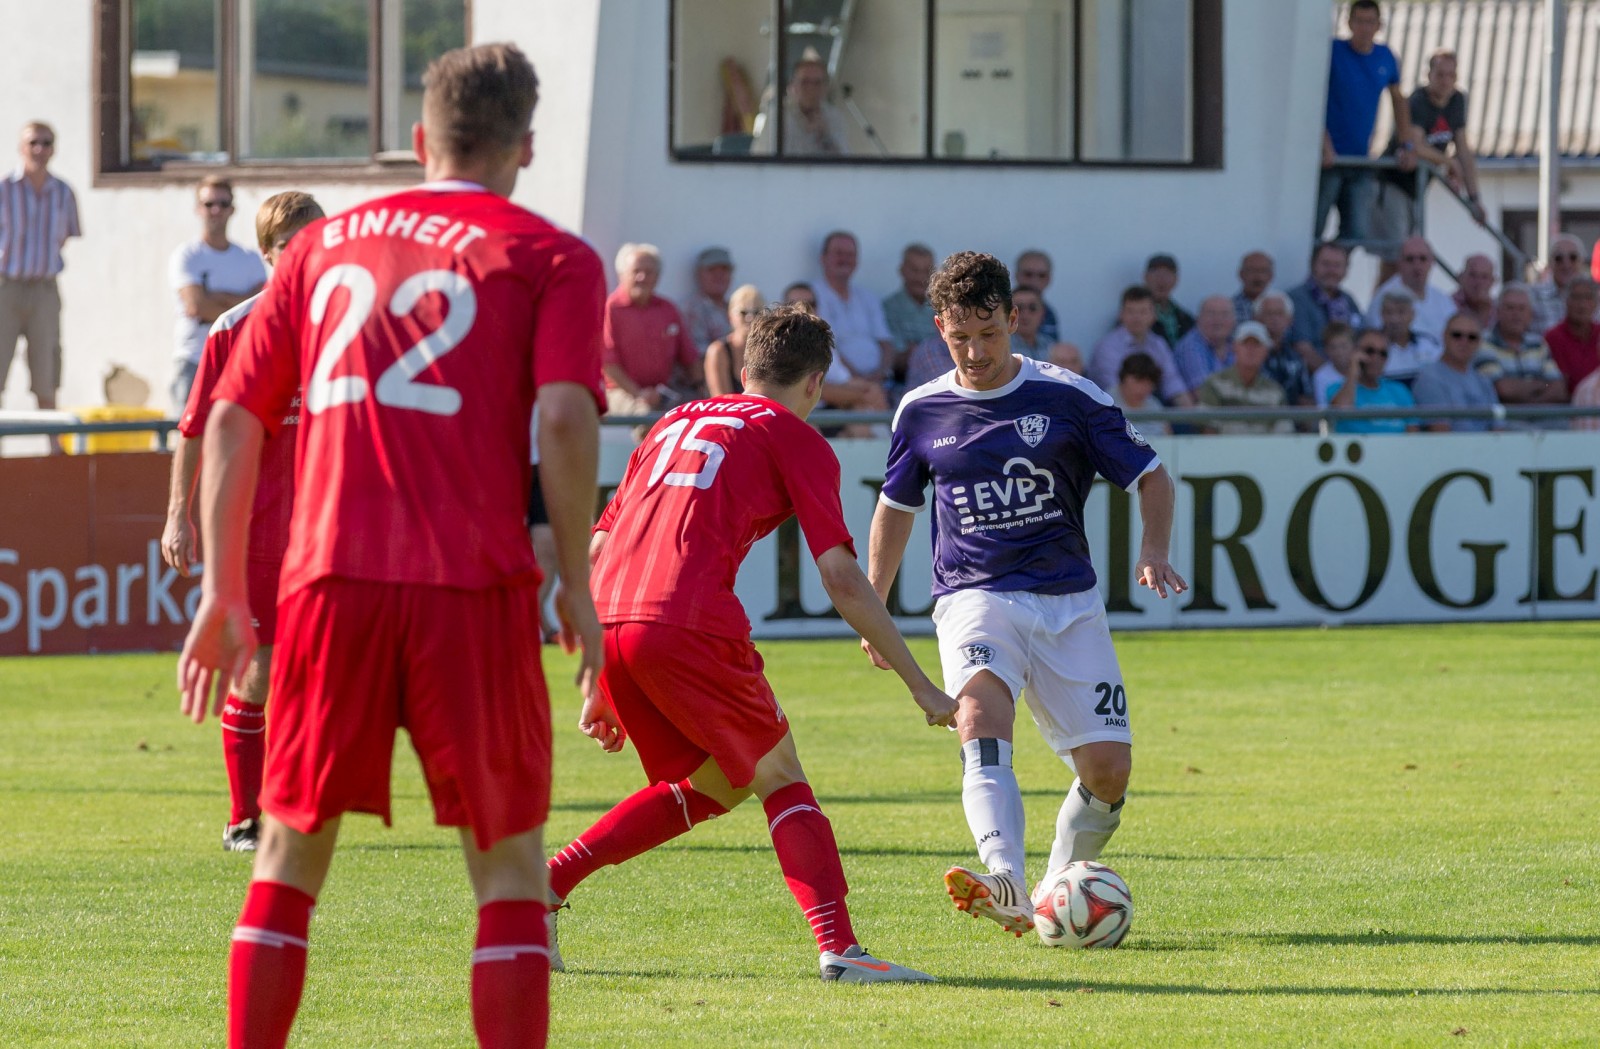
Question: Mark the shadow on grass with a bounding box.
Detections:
[937,976,1599,996]
[1244,931,1600,948]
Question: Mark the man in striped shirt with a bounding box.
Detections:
[0,121,80,410]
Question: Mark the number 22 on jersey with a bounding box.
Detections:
[305,263,477,417]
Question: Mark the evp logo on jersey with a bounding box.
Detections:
[1014,414,1049,448]
[951,457,1061,532]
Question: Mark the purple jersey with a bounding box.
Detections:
[880,357,1159,597]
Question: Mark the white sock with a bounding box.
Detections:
[1047,778,1123,871]
[960,738,1026,885]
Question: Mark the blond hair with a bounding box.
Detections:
[255,191,325,253]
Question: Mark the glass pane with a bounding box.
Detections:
[932,0,1075,161]
[242,0,372,160]
[381,0,467,153]
[672,0,776,157]
[1079,0,1192,162]
[131,0,222,164]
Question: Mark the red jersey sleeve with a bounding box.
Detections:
[775,420,855,561]
[177,324,233,438]
[213,244,307,437]
[533,243,608,412]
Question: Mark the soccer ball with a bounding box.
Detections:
[1031,861,1132,948]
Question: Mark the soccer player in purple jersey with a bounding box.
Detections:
[862,251,1188,937]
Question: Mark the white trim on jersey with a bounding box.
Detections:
[207,291,263,337]
[1122,455,1161,493]
[879,491,926,514]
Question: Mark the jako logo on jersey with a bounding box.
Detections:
[1125,420,1149,447]
[1014,414,1049,448]
[960,643,995,668]
[932,435,957,448]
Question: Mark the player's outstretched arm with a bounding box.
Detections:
[816,545,957,728]
[1134,464,1188,599]
[538,381,603,701]
[161,434,202,576]
[177,401,263,723]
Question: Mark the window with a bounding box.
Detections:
[669,0,1220,166]
[96,0,468,179]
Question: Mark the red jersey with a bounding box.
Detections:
[214,181,606,596]
[592,394,854,640]
[179,295,298,564]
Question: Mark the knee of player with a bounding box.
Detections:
[1080,764,1130,806]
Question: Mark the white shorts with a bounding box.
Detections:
[933,588,1132,761]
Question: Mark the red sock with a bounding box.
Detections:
[228,880,314,1049]
[472,900,550,1049]
[221,696,266,824]
[548,780,727,902]
[763,782,857,955]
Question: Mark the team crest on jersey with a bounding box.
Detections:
[1014,414,1049,448]
[960,643,995,669]
[1125,420,1149,447]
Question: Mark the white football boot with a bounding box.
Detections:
[819,944,937,983]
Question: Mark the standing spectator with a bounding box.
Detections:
[1376,290,1441,387]
[1197,322,1293,435]
[1413,312,1498,432]
[1110,352,1170,436]
[603,242,703,417]
[1257,290,1313,406]
[684,246,735,354]
[1371,48,1487,280]
[1014,249,1061,342]
[1288,242,1363,369]
[1232,251,1274,325]
[1368,235,1454,343]
[1476,283,1567,419]
[0,121,79,412]
[1452,254,1497,331]
[1173,295,1236,392]
[1009,285,1052,360]
[768,48,850,156]
[1087,286,1193,406]
[882,242,937,376]
[1531,234,1594,333]
[1330,328,1421,433]
[814,230,894,386]
[1144,254,1195,346]
[168,176,266,411]
[704,284,763,396]
[1313,321,1358,406]
[1545,277,1600,391]
[1318,0,1414,244]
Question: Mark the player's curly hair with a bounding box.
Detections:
[422,43,539,162]
[744,304,835,387]
[928,251,1012,323]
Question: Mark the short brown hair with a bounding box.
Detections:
[255,191,324,253]
[1119,352,1162,385]
[929,251,1011,322]
[1321,320,1354,346]
[744,304,835,387]
[422,43,539,162]
[195,174,233,203]
[1120,285,1154,307]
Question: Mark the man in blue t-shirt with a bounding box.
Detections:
[863,251,1187,939]
[1329,327,1422,433]
[1317,0,1414,245]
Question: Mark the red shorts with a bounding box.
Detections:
[262,577,551,850]
[601,621,786,787]
[246,559,281,645]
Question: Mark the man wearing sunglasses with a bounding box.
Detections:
[167,176,266,411]
[1531,233,1593,334]
[1412,312,1499,432]
[1329,328,1420,434]
[0,121,79,413]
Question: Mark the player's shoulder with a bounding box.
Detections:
[1019,358,1115,407]
[208,291,263,337]
[891,370,963,430]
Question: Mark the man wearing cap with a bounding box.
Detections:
[1197,322,1293,435]
[1144,253,1195,347]
[685,246,735,354]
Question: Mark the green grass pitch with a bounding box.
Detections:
[2,622,1598,1047]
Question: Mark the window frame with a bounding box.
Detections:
[92,0,472,186]
[666,0,1222,170]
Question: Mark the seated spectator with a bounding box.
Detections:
[1545,277,1600,391]
[1452,253,1497,331]
[763,47,850,156]
[602,242,703,418]
[1233,250,1275,325]
[814,230,894,386]
[1049,341,1085,373]
[1010,285,1051,360]
[882,243,937,376]
[1288,241,1363,370]
[1368,235,1456,344]
[1257,290,1313,406]
[1313,321,1357,406]
[684,246,735,353]
[786,278,888,437]
[1572,367,1600,431]
[904,334,953,390]
[1174,295,1237,392]
[1014,249,1061,341]
[1329,328,1421,433]
[1413,312,1499,432]
[1531,233,1592,333]
[1145,253,1195,347]
[1111,352,1171,436]
[1376,290,1441,386]
[1476,283,1567,424]
[783,281,817,310]
[1087,285,1194,406]
[704,284,762,396]
[1197,322,1293,435]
